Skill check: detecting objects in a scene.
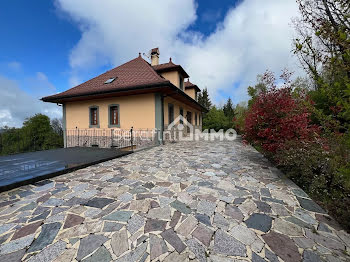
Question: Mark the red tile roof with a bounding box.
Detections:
[42,55,169,101]
[185,80,201,92]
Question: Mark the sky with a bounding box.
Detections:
[0,0,301,127]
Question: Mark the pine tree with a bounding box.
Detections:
[198,88,212,110]
[223,97,235,121]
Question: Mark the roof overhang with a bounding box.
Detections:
[41,82,206,112]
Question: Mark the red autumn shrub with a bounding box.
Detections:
[244,71,319,154]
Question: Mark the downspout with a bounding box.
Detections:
[161,94,165,144]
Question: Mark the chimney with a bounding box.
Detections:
[151,48,159,66]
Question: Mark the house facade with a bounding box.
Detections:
[42,48,206,147]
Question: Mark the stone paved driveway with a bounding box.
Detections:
[0,139,349,262]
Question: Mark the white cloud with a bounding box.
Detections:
[7,61,22,71]
[56,0,302,104]
[27,72,57,98]
[0,75,62,127]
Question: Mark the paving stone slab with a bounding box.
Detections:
[84,197,114,209]
[150,234,168,260]
[11,221,42,240]
[262,231,301,262]
[27,240,66,262]
[27,222,62,253]
[102,211,133,222]
[161,228,186,253]
[76,234,109,261]
[245,213,272,233]
[212,229,247,257]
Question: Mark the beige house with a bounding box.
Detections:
[42,48,206,147]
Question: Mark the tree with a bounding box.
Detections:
[203,106,230,131]
[51,118,63,136]
[223,97,235,122]
[293,0,350,131]
[244,70,319,153]
[198,88,212,110]
[233,102,248,134]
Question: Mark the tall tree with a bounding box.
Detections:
[198,88,212,110]
[223,97,235,121]
[293,0,350,130]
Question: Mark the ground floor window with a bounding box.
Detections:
[168,104,174,124]
[180,108,184,124]
[108,104,120,127]
[89,106,99,127]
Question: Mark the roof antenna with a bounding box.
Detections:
[143,50,151,60]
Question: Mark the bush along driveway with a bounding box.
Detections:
[0,139,349,261]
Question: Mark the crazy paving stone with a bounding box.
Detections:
[102,211,133,222]
[197,200,216,216]
[225,205,244,222]
[186,238,207,262]
[305,229,345,250]
[27,240,66,262]
[245,213,272,233]
[84,197,114,209]
[192,224,214,247]
[213,213,229,229]
[169,210,181,228]
[147,207,171,220]
[161,228,186,253]
[170,200,192,214]
[285,216,313,229]
[144,218,167,233]
[296,197,325,213]
[176,215,198,237]
[255,201,271,213]
[195,213,212,227]
[0,234,35,254]
[0,223,16,235]
[262,231,301,262]
[103,221,123,232]
[82,245,112,262]
[273,218,303,236]
[163,251,189,262]
[11,221,42,240]
[111,228,128,257]
[213,229,247,257]
[27,222,62,252]
[230,224,258,245]
[150,234,168,260]
[0,233,11,245]
[265,248,279,262]
[76,234,109,261]
[127,214,145,234]
[29,210,50,222]
[0,249,25,262]
[63,214,84,229]
[303,250,321,262]
[252,252,266,262]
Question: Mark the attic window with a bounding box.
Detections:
[104,77,116,84]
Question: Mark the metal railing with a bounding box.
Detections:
[66,128,160,151]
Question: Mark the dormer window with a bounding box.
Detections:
[104,77,116,84]
[179,75,184,90]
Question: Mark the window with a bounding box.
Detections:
[108,104,120,127]
[89,106,99,127]
[179,76,183,90]
[104,77,116,84]
[168,104,174,124]
[179,108,184,124]
[195,113,198,126]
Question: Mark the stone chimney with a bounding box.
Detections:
[151,48,159,66]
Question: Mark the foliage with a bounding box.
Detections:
[244,70,319,153]
[197,88,212,110]
[203,106,231,131]
[0,114,63,156]
[232,102,248,134]
[223,97,235,122]
[293,0,350,131]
